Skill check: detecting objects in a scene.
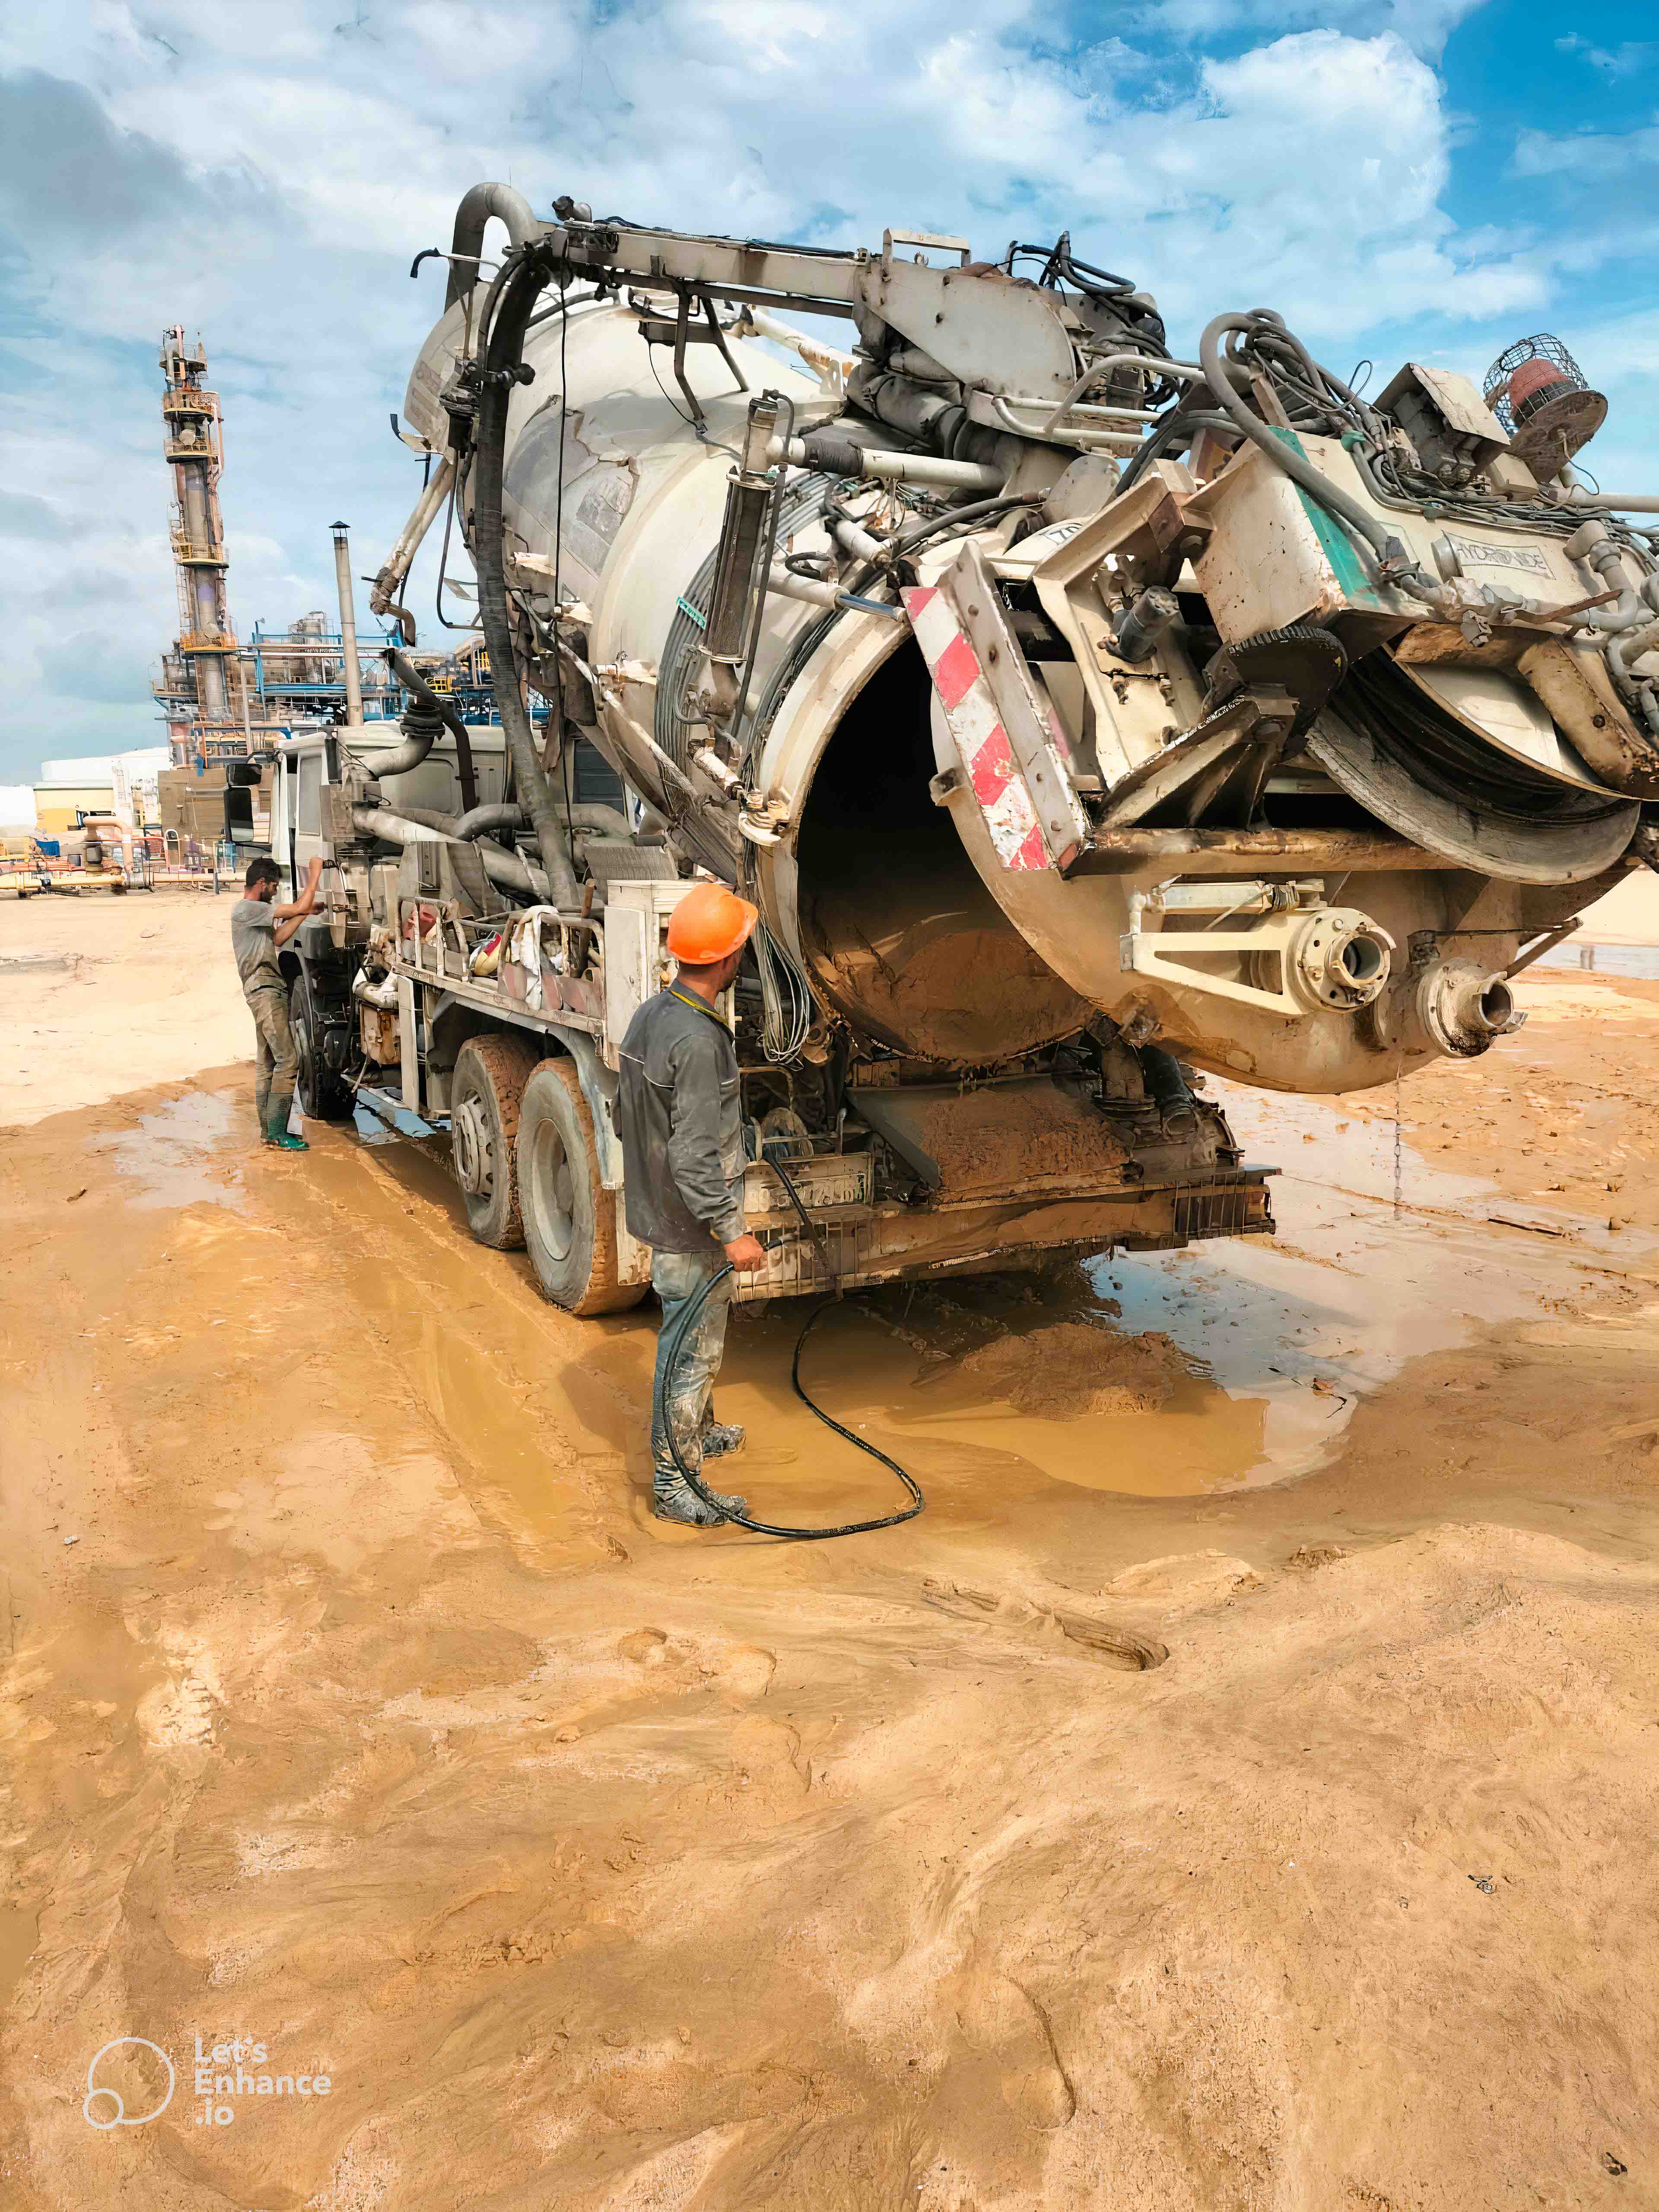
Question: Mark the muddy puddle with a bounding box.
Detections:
[1537,940,1659,979]
[94,1090,248,1212]
[260,1073,1659,1534]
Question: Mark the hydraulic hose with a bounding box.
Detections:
[1199,313,1400,569]
[383,649,479,811]
[655,1262,925,1540]
[472,242,582,908]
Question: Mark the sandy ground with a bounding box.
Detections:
[0,884,247,1124]
[5,894,1659,2209]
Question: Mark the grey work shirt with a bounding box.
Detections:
[231,898,284,1004]
[615,985,746,1253]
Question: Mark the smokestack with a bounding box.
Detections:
[331,521,364,725]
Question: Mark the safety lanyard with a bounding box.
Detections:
[668,985,729,1032]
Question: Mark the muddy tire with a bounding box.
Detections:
[518,1059,646,1316]
[292,968,355,1123]
[451,1032,541,1249]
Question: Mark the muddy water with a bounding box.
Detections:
[94,1091,248,1212]
[293,1071,1652,1533]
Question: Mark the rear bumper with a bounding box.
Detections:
[733,1166,1275,1303]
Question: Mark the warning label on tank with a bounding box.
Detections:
[1443,534,1554,577]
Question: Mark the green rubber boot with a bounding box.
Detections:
[264,1097,308,1152]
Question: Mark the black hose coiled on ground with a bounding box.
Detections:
[655,1257,925,1541]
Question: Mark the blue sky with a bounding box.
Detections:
[0,0,1654,787]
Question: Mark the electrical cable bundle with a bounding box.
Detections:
[752,915,814,1064]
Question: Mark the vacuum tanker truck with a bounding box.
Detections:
[275,182,1659,1316]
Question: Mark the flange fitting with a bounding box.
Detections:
[1417,960,1526,1058]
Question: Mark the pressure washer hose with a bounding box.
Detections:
[655,1267,925,1538]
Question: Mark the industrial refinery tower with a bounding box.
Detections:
[155,327,248,763]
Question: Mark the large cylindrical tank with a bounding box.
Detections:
[401,294,1589,1094]
[408,296,1095,1067]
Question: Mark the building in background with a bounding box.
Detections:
[19,750,173,835]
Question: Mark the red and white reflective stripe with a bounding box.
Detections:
[903,582,1050,871]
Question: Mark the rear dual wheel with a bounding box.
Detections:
[451,1034,644,1315]
[451,1033,541,1248]
[518,1061,645,1316]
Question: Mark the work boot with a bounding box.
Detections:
[699,1416,747,1460]
[652,1475,748,1527]
[264,1098,308,1151]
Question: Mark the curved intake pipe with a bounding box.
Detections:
[445,182,540,310]
[351,805,550,903]
[389,800,635,843]
[352,968,400,1011]
[452,802,526,840]
[379,651,479,813]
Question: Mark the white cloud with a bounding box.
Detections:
[0,0,1645,782]
[1513,119,1659,180]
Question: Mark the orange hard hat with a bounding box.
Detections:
[667,880,759,964]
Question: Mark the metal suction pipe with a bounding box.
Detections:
[1609,614,1659,685]
[350,805,550,901]
[388,799,633,843]
[352,969,400,1010]
[767,433,1002,493]
[1561,523,1649,636]
[444,182,539,309]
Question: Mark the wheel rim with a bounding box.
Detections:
[452,1092,493,1197]
[531,1120,575,1262]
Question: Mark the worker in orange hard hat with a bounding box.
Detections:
[615,879,767,1526]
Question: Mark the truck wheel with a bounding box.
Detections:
[292,969,356,1123]
[451,1033,541,1249]
[518,1060,646,1316]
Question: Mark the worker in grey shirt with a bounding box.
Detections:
[615,881,767,1526]
[232,854,323,1151]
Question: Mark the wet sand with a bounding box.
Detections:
[4,895,1659,2208]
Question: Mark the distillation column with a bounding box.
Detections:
[159,327,235,727]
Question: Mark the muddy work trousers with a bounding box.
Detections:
[649,1247,732,1495]
[248,987,299,1141]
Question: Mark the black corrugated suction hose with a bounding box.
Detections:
[655,1266,925,1539]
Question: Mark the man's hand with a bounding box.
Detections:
[273,858,326,924]
[723,1233,768,1273]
